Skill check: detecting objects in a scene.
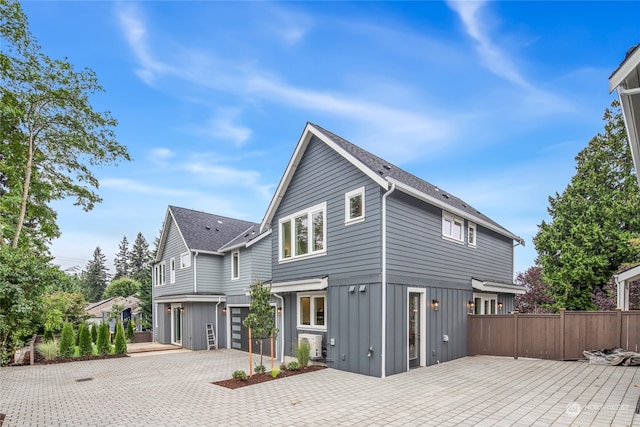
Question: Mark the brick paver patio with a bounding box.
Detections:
[1,350,639,426]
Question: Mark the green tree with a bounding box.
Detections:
[0,0,130,249]
[102,277,140,299]
[113,321,127,355]
[534,101,640,310]
[126,320,134,343]
[113,235,129,280]
[41,291,89,333]
[0,245,57,364]
[243,280,278,369]
[83,246,110,302]
[78,323,92,357]
[90,322,97,344]
[96,322,110,355]
[130,232,152,328]
[58,321,75,358]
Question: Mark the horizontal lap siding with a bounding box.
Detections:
[195,254,223,293]
[250,237,272,284]
[272,136,381,282]
[155,219,192,296]
[386,191,513,286]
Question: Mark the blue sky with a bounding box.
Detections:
[20,1,639,276]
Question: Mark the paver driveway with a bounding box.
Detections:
[1,350,640,426]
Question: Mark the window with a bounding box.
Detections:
[154,262,166,286]
[279,203,326,261]
[231,250,240,280]
[468,222,477,247]
[442,211,464,243]
[345,187,365,224]
[297,292,327,330]
[473,293,497,315]
[170,257,176,284]
[180,252,191,269]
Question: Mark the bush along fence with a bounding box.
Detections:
[468,309,640,361]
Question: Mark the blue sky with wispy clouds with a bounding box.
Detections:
[19,1,639,275]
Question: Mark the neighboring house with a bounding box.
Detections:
[610,43,640,309]
[152,206,271,351]
[85,296,141,331]
[260,123,525,378]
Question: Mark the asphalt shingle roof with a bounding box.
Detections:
[169,206,258,253]
[309,123,516,239]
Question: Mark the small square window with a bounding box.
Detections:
[442,211,464,243]
[180,252,191,269]
[345,187,365,224]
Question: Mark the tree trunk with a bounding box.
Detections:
[12,132,34,248]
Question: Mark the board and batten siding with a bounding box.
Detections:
[271,136,382,282]
[155,218,193,296]
[182,301,222,350]
[386,191,514,287]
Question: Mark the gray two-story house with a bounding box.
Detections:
[153,206,271,351]
[260,123,525,378]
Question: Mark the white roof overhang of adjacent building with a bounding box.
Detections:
[154,294,226,303]
[472,278,526,295]
[609,44,640,188]
[614,265,640,310]
[269,277,329,294]
[389,178,525,245]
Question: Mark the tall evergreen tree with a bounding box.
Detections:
[534,101,640,310]
[113,235,129,280]
[130,232,151,282]
[83,246,110,302]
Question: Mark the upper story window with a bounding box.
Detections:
[468,222,477,247]
[170,257,176,284]
[279,202,326,261]
[442,211,464,243]
[297,292,327,330]
[154,262,166,286]
[231,250,240,280]
[180,252,191,269]
[345,187,365,224]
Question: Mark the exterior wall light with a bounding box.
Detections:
[498,302,503,311]
[432,299,440,311]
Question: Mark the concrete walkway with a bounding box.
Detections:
[1,351,639,426]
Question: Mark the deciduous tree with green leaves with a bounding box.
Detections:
[102,277,141,299]
[0,0,130,249]
[534,101,640,310]
[243,280,278,370]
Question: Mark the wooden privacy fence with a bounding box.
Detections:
[468,309,640,361]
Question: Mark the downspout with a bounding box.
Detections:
[215,299,222,349]
[273,292,285,363]
[381,183,396,379]
[193,251,199,293]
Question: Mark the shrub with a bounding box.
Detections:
[114,321,127,355]
[126,321,134,342]
[271,368,280,378]
[78,324,93,357]
[96,323,111,355]
[36,339,59,361]
[232,370,248,381]
[90,323,98,343]
[286,361,300,371]
[296,340,311,368]
[254,364,266,374]
[280,363,288,371]
[43,329,54,343]
[59,322,75,358]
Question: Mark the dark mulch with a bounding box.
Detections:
[0,413,5,426]
[32,353,128,365]
[213,365,326,389]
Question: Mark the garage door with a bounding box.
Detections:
[230,306,273,355]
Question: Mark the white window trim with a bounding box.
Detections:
[231,250,240,280]
[154,262,166,287]
[180,252,191,269]
[473,293,498,315]
[279,202,327,262]
[170,257,176,284]
[442,211,464,244]
[345,186,365,225]
[297,291,327,331]
[468,222,477,247]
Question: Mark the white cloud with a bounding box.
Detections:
[149,147,175,165]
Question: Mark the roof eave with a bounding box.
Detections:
[609,46,640,92]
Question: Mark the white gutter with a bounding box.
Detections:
[618,87,640,96]
[215,300,222,349]
[616,88,640,189]
[273,292,285,363]
[193,251,199,293]
[381,183,396,378]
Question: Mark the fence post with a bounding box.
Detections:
[616,308,623,349]
[559,308,565,361]
[513,311,518,359]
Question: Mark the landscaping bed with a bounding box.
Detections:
[213,365,325,389]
